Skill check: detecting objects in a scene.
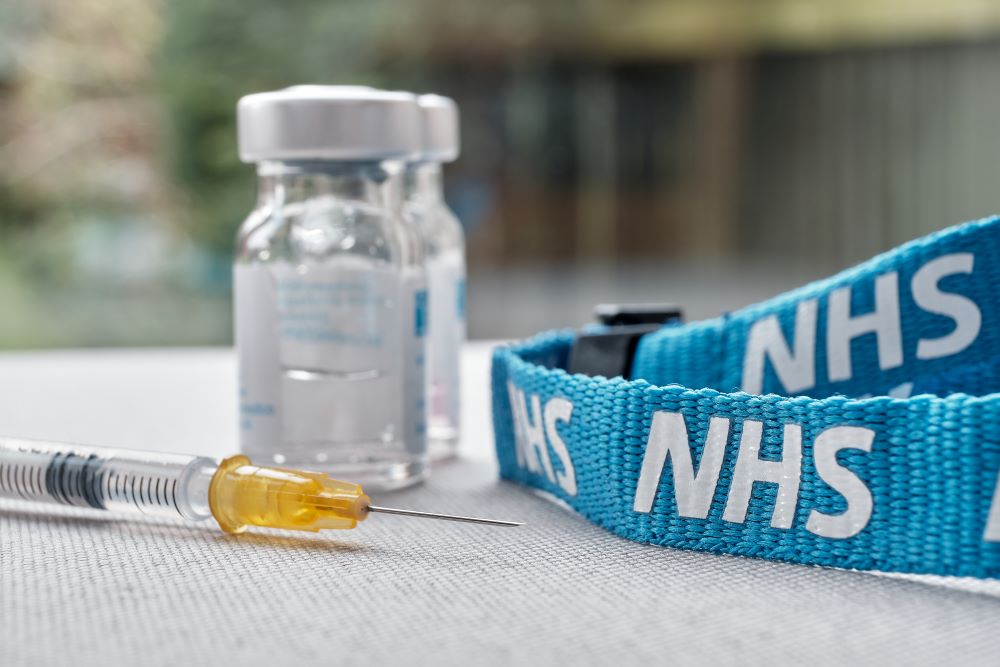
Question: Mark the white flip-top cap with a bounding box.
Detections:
[237,85,422,162]
[418,94,460,162]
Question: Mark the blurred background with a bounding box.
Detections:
[3,0,1000,347]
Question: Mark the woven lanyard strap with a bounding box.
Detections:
[491,216,1000,578]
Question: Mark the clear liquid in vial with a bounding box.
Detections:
[236,258,426,490]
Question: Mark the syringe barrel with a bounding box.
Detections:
[0,438,217,522]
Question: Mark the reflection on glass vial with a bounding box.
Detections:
[234,87,428,491]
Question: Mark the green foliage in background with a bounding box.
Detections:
[157,0,413,254]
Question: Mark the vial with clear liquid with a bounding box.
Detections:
[234,87,428,490]
[404,95,466,460]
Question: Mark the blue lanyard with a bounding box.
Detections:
[491,216,1000,578]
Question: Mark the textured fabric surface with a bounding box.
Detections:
[493,218,1000,578]
[1,347,1000,666]
[494,334,1000,577]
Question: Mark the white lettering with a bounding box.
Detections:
[723,421,802,529]
[912,253,981,360]
[506,381,528,468]
[633,412,729,517]
[544,398,577,496]
[507,382,578,495]
[513,389,556,483]
[741,299,818,395]
[886,382,913,399]
[805,426,875,539]
[827,272,903,382]
[985,471,1000,542]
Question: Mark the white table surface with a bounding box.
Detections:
[1,344,999,666]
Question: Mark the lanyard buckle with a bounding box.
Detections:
[567,304,683,379]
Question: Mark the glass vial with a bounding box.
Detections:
[234,86,428,490]
[403,95,466,460]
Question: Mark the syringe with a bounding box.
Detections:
[0,438,521,534]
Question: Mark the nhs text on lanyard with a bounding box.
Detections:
[492,217,1000,578]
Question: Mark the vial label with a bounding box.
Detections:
[235,263,281,450]
[427,249,466,436]
[235,261,408,458]
[400,268,428,454]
